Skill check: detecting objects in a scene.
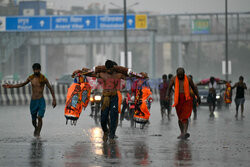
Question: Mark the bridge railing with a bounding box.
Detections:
[148,13,250,36]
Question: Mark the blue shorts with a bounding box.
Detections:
[30,97,46,121]
[235,98,245,106]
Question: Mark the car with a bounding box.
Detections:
[56,74,74,85]
[198,84,225,109]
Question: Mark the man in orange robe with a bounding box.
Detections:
[166,68,200,139]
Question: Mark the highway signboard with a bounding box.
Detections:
[97,14,135,30]
[51,15,96,31]
[1,14,147,32]
[5,16,50,31]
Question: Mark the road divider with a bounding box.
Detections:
[0,81,162,106]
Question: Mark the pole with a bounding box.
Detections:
[178,43,183,67]
[150,30,156,78]
[124,0,128,67]
[225,0,228,81]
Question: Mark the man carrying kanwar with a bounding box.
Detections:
[72,60,147,144]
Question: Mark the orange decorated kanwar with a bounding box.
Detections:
[132,78,152,125]
[64,74,91,125]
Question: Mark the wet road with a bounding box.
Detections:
[0,100,250,167]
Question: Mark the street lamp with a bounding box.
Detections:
[109,2,139,10]
[225,0,228,81]
[123,0,128,67]
[110,2,122,8]
[109,1,139,67]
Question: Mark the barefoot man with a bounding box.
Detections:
[232,76,247,118]
[166,68,200,139]
[159,74,168,119]
[2,63,56,137]
[74,60,146,143]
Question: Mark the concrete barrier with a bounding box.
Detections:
[0,81,69,106]
[0,80,163,106]
[7,80,250,106]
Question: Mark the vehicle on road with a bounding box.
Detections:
[89,90,102,117]
[198,84,225,109]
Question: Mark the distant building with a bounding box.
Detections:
[19,0,46,16]
[86,3,105,14]
[108,8,135,14]
[0,0,11,6]
[71,6,86,15]
[0,0,18,16]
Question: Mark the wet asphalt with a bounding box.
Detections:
[0,100,250,167]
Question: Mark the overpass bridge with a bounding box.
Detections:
[1,12,250,79]
[26,31,250,45]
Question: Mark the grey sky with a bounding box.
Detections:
[47,0,250,14]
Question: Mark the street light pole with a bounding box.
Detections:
[110,1,139,67]
[123,0,128,67]
[225,0,229,81]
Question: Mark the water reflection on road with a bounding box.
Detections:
[1,103,250,167]
[174,140,192,167]
[90,127,103,156]
[29,139,44,167]
[134,141,150,166]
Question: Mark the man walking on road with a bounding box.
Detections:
[232,76,247,118]
[73,60,146,144]
[197,77,226,116]
[166,68,200,139]
[159,74,168,119]
[2,63,56,137]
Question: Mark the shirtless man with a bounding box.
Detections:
[76,60,145,143]
[197,77,226,116]
[2,63,56,137]
[166,68,200,139]
[232,76,247,118]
